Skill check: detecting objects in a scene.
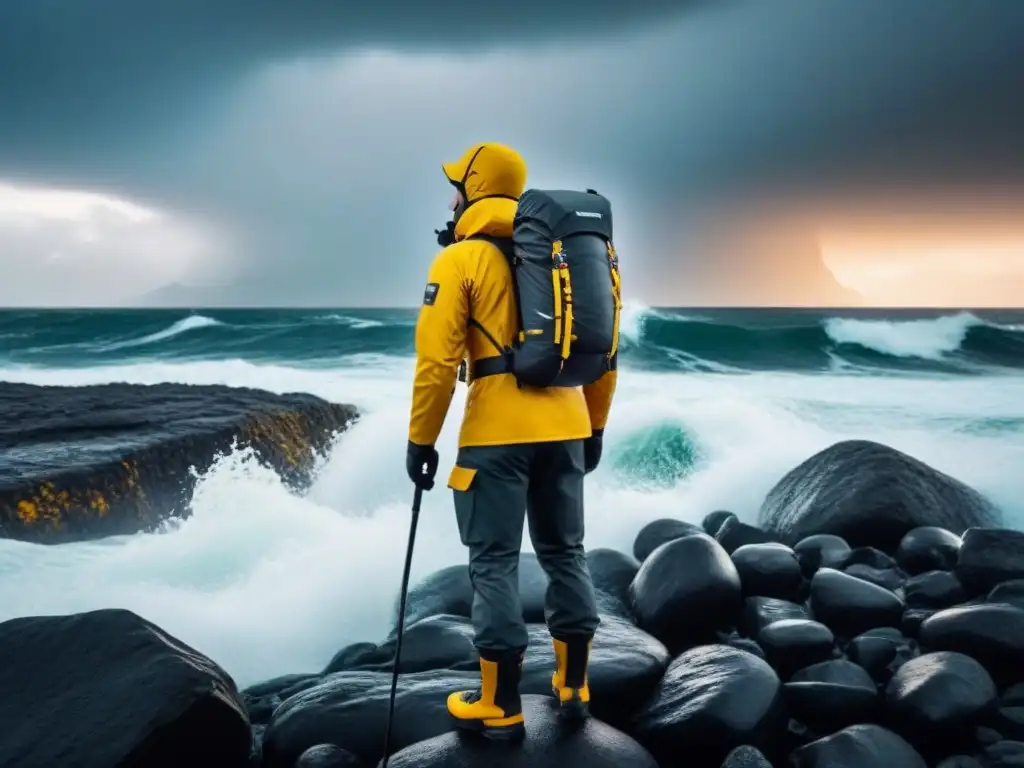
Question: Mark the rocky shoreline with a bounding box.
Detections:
[2,439,1023,767]
[0,382,358,543]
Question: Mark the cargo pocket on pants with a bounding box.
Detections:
[448,465,478,547]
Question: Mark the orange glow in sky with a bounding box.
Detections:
[820,232,1024,307]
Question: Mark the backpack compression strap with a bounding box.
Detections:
[607,241,622,364]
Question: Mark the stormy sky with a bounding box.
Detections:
[1,1,1023,307]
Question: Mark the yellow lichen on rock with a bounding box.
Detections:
[242,409,316,470]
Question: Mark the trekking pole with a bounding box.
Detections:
[381,484,424,768]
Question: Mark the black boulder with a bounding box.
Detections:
[703,510,737,537]
[988,579,1024,611]
[809,567,905,638]
[740,597,808,638]
[918,604,1024,685]
[0,608,251,768]
[758,619,834,679]
[298,744,364,767]
[784,659,878,734]
[586,548,640,615]
[904,571,969,610]
[789,724,928,768]
[629,533,743,653]
[793,534,852,577]
[714,515,776,554]
[884,651,997,750]
[844,563,905,592]
[632,518,702,562]
[730,542,804,600]
[757,439,1000,552]
[957,528,1024,593]
[379,695,658,768]
[846,627,916,684]
[720,744,772,767]
[262,669,475,767]
[897,526,963,575]
[632,645,785,766]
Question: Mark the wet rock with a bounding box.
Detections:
[380,695,658,768]
[758,439,1001,552]
[704,510,737,537]
[724,635,767,660]
[845,546,896,570]
[902,608,937,638]
[809,567,905,637]
[980,740,1024,766]
[988,580,1024,611]
[936,758,985,768]
[976,726,1004,746]
[632,645,785,767]
[362,614,479,674]
[741,597,808,638]
[919,604,1024,685]
[297,744,363,767]
[905,571,969,610]
[715,516,777,554]
[957,528,1024,593]
[789,724,928,768]
[730,542,803,600]
[720,744,772,767]
[847,627,916,684]
[632,518,702,562]
[245,674,325,724]
[325,643,380,674]
[0,382,358,543]
[885,651,997,751]
[0,608,251,768]
[844,563,905,592]
[758,619,834,679]
[784,659,878,733]
[630,533,743,653]
[1004,684,1024,706]
[262,669,475,767]
[793,534,852,577]
[586,548,640,613]
[395,565,473,630]
[897,526,963,575]
[990,706,1024,741]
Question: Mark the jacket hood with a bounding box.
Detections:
[442,142,527,204]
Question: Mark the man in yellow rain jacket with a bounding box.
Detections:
[406,142,617,739]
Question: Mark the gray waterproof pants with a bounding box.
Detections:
[451,439,600,655]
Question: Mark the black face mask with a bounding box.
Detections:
[435,219,456,247]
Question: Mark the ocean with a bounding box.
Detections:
[1,305,1024,690]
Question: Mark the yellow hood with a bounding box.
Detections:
[442,142,527,204]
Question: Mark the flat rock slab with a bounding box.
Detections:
[0,382,357,543]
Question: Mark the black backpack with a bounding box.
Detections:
[464,188,622,388]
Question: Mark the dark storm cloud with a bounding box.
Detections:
[1,0,1023,305]
[0,0,693,174]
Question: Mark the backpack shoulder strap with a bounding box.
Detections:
[463,234,523,360]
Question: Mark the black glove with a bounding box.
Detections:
[583,429,603,474]
[406,441,439,490]
[435,220,456,247]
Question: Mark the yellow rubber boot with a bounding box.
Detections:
[447,652,525,740]
[552,635,591,720]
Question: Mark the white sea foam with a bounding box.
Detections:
[1,353,1023,688]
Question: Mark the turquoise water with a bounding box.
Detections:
[0,305,1022,687]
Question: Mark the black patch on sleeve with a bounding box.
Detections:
[423,282,440,305]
